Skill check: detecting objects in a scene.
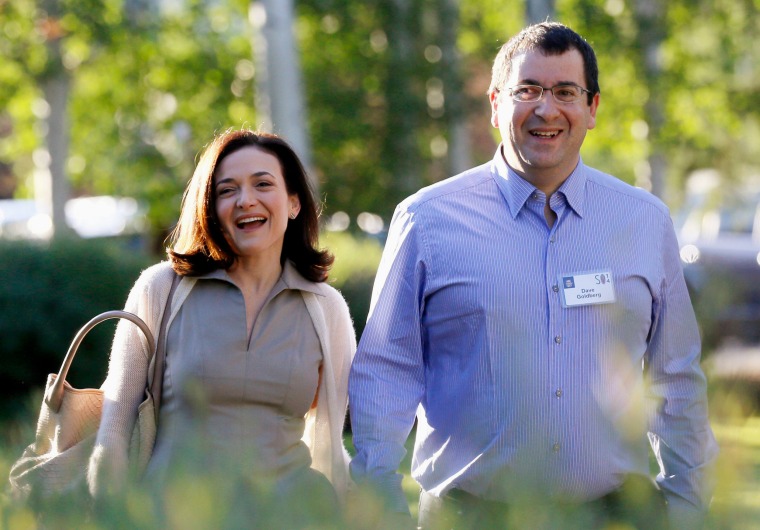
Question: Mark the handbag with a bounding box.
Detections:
[8,275,178,501]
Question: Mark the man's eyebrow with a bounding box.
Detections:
[517,79,579,86]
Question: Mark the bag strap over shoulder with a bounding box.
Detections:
[45,311,155,413]
[149,272,181,421]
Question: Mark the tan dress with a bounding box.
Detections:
[146,264,338,526]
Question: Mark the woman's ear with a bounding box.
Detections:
[289,196,301,219]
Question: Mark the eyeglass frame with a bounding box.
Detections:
[501,83,594,104]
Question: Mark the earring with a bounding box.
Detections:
[289,212,297,219]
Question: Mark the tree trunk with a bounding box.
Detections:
[383,0,420,198]
[40,71,71,237]
[36,0,72,238]
[633,0,667,199]
[249,0,314,186]
[525,0,556,24]
[439,0,472,175]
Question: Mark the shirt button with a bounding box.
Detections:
[555,389,563,398]
[552,284,559,292]
[552,443,561,452]
[532,193,538,199]
[549,236,556,243]
[554,335,562,344]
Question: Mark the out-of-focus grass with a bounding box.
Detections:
[705,377,760,530]
[709,418,760,529]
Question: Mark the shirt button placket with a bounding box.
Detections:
[546,218,563,461]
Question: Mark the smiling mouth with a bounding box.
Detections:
[237,216,266,228]
[531,131,560,138]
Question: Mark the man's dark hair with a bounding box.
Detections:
[488,22,599,105]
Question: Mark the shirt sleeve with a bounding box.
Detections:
[348,203,428,513]
[646,214,718,524]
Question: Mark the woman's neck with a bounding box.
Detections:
[226,254,283,295]
[227,255,284,337]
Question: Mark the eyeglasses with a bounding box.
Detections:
[505,84,592,103]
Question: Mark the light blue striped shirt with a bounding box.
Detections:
[348,149,717,520]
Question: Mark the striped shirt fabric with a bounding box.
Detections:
[348,149,718,520]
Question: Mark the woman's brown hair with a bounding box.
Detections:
[167,129,333,282]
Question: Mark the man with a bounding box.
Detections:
[349,22,717,529]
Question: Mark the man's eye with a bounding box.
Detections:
[515,87,537,96]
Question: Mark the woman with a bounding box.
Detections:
[88,129,355,526]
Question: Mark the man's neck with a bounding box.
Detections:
[501,147,577,197]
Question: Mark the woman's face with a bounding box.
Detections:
[213,146,300,265]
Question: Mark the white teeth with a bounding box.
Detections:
[532,131,558,138]
[239,217,265,225]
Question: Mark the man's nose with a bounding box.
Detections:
[534,91,561,119]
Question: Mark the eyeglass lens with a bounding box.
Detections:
[510,85,584,103]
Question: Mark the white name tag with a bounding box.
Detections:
[559,271,616,307]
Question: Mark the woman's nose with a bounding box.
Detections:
[236,187,258,208]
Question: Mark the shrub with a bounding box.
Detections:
[0,237,154,423]
[321,231,383,339]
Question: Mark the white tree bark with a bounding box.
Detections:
[525,0,556,24]
[36,0,71,238]
[440,0,472,175]
[41,71,71,237]
[633,0,666,199]
[249,0,314,182]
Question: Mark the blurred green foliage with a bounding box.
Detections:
[1,0,759,238]
[322,230,383,336]
[1,412,759,528]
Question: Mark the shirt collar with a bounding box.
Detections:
[197,260,325,296]
[491,146,587,219]
[280,260,326,295]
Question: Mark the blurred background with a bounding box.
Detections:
[1,0,759,527]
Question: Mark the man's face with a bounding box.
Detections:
[490,49,599,186]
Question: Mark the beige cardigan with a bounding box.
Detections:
[87,261,356,501]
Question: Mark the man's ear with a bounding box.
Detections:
[489,91,500,128]
[587,92,600,130]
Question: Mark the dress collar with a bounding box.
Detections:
[198,260,326,296]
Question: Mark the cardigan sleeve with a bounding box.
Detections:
[87,262,174,497]
[303,285,356,503]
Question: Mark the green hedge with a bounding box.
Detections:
[0,237,154,422]
[321,231,383,340]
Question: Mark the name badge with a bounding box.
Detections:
[559,271,615,307]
